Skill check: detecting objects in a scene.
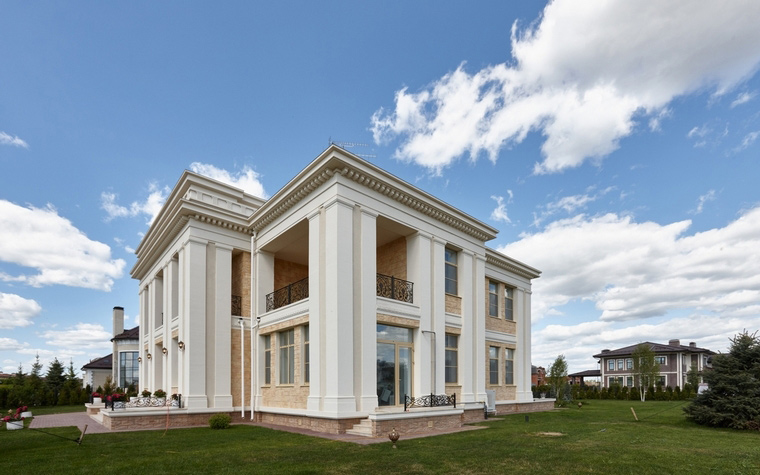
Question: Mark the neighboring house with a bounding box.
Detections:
[568,369,601,386]
[81,307,140,390]
[594,339,714,389]
[81,354,112,390]
[531,365,546,386]
[0,372,13,383]
[129,145,547,435]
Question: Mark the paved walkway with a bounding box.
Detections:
[29,412,111,434]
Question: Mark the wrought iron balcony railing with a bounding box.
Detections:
[266,277,309,312]
[404,393,456,411]
[376,273,413,303]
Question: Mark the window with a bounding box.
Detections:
[445,249,458,295]
[504,348,514,385]
[504,287,514,321]
[445,334,458,384]
[119,351,139,388]
[488,281,499,317]
[609,376,623,386]
[264,336,271,385]
[626,376,633,387]
[279,329,295,384]
[608,359,615,370]
[655,356,667,365]
[656,375,666,387]
[626,358,633,370]
[303,325,310,384]
[617,359,624,370]
[489,347,499,384]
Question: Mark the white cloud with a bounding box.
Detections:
[0,293,41,329]
[101,182,170,225]
[0,131,28,148]
[0,200,125,291]
[733,130,760,153]
[372,1,760,174]
[531,187,613,227]
[490,193,512,223]
[189,162,268,199]
[40,323,112,350]
[730,91,756,108]
[501,205,760,324]
[692,190,717,215]
[0,337,26,351]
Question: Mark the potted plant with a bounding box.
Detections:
[154,389,167,401]
[3,406,27,430]
[141,389,152,398]
[92,392,103,404]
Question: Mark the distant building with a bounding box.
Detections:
[531,365,546,386]
[81,307,139,390]
[81,354,112,390]
[568,369,601,386]
[594,339,714,389]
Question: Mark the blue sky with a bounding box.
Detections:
[2,1,760,377]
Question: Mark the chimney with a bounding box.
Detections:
[113,306,124,337]
[601,349,610,353]
[689,342,696,348]
[669,339,680,347]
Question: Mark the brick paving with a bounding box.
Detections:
[29,412,111,434]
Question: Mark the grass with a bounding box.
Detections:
[2,400,759,474]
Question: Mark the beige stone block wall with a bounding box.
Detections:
[232,251,251,317]
[484,279,516,334]
[377,314,420,328]
[231,328,252,407]
[255,412,362,435]
[445,384,462,402]
[376,237,407,280]
[445,294,461,314]
[374,413,463,437]
[274,258,308,291]
[485,340,517,401]
[261,323,309,409]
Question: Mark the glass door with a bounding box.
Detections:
[377,324,413,406]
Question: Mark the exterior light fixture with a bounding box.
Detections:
[138,357,142,363]
[147,353,152,360]
[178,341,185,350]
[162,347,168,355]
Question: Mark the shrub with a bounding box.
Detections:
[154,389,167,398]
[209,413,231,430]
[142,389,152,398]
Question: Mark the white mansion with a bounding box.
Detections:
[127,145,548,435]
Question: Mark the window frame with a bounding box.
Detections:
[264,335,271,385]
[504,287,514,321]
[617,359,624,370]
[118,351,139,388]
[504,348,514,385]
[278,329,295,385]
[445,248,458,295]
[626,358,633,370]
[488,281,499,317]
[445,334,458,384]
[488,346,499,385]
[303,325,310,384]
[654,355,667,365]
[608,359,615,371]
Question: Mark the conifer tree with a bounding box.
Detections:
[45,357,66,404]
[685,331,760,430]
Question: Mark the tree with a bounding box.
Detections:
[45,358,66,404]
[632,343,660,402]
[548,355,568,402]
[686,363,700,391]
[25,354,45,406]
[685,330,760,430]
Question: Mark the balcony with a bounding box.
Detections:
[266,277,309,312]
[376,273,413,304]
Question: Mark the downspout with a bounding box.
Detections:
[239,318,245,418]
[250,231,257,421]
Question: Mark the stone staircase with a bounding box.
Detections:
[345,418,374,437]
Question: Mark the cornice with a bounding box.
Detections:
[485,251,541,280]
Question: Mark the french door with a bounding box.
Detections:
[377,324,413,406]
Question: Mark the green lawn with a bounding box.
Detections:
[3,400,759,474]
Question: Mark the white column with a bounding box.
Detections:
[138,286,147,389]
[516,288,533,402]
[429,237,446,397]
[183,237,208,409]
[322,197,356,414]
[357,207,377,412]
[408,232,432,397]
[167,258,179,394]
[306,209,323,412]
[213,243,234,408]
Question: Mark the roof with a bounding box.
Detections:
[81,354,112,370]
[593,341,714,359]
[569,369,601,377]
[112,326,139,341]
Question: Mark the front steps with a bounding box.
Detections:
[345,418,374,437]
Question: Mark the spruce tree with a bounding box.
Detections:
[45,358,66,405]
[684,330,760,430]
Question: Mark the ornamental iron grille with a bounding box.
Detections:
[109,394,182,410]
[376,273,413,303]
[404,393,456,411]
[266,277,309,312]
[231,295,242,316]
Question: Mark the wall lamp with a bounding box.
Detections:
[162,347,168,355]
[178,341,185,351]
[146,353,152,360]
[137,357,142,363]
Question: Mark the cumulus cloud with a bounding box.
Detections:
[372,0,760,174]
[101,182,170,225]
[189,162,268,199]
[490,193,512,223]
[730,91,756,108]
[532,186,614,227]
[0,200,125,291]
[501,205,760,323]
[692,190,717,215]
[0,293,41,329]
[0,337,26,351]
[0,131,28,148]
[40,323,112,350]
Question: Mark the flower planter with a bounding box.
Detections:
[21,411,32,418]
[93,397,102,405]
[6,420,23,430]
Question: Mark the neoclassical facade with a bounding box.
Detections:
[130,145,547,435]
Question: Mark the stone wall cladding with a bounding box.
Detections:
[231,328,252,407]
[377,314,420,328]
[274,258,308,291]
[254,412,362,435]
[445,294,462,314]
[376,237,407,280]
[261,324,309,409]
[374,413,463,437]
[484,279,516,334]
[232,251,252,316]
